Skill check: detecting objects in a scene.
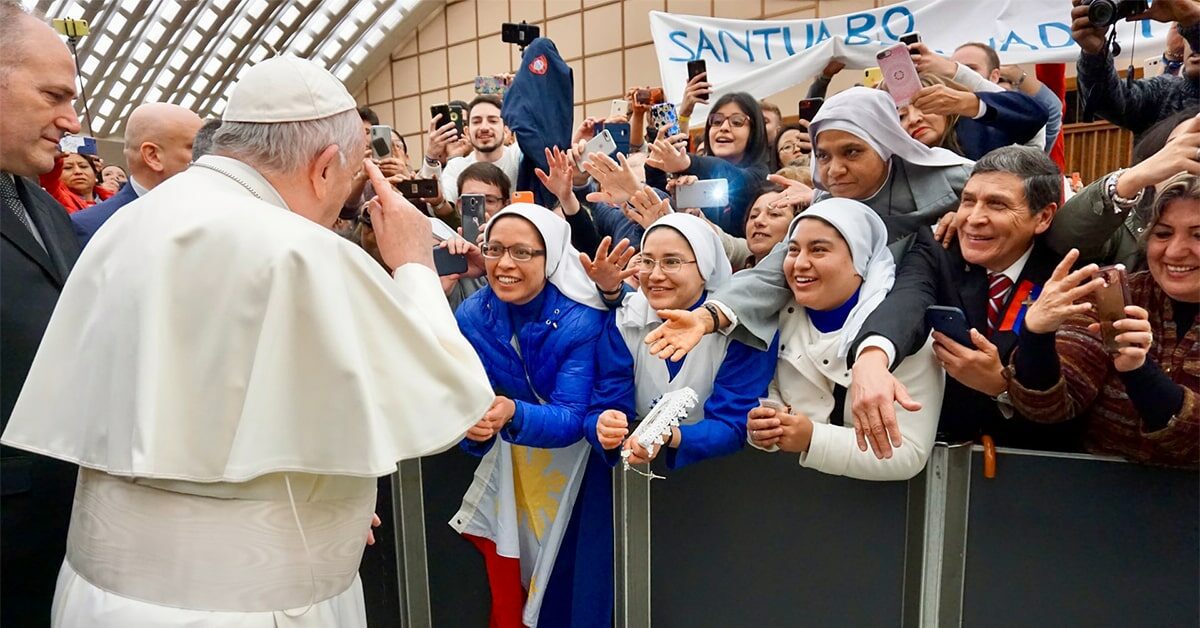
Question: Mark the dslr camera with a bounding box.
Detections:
[1084,0,1148,28]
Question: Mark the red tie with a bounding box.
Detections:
[987,272,1013,336]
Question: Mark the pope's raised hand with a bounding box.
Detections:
[364,159,434,272]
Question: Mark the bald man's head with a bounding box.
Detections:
[122,102,203,189]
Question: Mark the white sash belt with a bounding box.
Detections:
[65,469,373,612]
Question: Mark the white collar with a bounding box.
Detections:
[990,245,1034,284]
[192,155,289,211]
[128,176,150,198]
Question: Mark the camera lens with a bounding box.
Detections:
[1087,0,1116,27]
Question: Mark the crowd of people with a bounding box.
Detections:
[1,0,1197,626]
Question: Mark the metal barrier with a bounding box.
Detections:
[395,443,1197,627]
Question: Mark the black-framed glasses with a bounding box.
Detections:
[708,113,751,129]
[638,256,697,274]
[481,243,546,262]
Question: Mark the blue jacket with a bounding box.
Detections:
[455,282,605,453]
[71,182,137,247]
[584,305,777,470]
[454,282,613,627]
[503,38,573,209]
[956,91,1048,161]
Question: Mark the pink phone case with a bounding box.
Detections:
[877,43,921,107]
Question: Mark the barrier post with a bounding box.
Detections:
[614,467,652,628]
[902,442,972,627]
[392,459,433,627]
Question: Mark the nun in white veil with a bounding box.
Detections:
[449,204,615,628]
[585,213,777,470]
[746,198,945,481]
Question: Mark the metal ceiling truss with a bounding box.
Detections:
[27,0,425,139]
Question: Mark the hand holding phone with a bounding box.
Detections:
[430,104,464,138]
[925,305,975,349]
[877,44,921,107]
[1094,265,1131,353]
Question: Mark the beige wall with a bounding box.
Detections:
[353,0,914,163]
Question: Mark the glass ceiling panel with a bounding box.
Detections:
[26,0,420,138]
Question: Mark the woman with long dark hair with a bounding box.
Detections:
[644,92,770,237]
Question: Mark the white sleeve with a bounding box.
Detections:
[706,300,739,336]
[854,335,897,370]
[440,157,465,204]
[799,337,944,481]
[953,62,1003,93]
[419,160,442,179]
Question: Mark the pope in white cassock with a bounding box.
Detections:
[0,55,494,627]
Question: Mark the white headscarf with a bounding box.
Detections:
[484,204,606,310]
[807,86,973,191]
[622,213,732,326]
[785,197,896,357]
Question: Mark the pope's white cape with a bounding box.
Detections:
[1,156,494,482]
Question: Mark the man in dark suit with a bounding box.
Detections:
[849,146,1082,456]
[72,102,203,247]
[0,3,85,625]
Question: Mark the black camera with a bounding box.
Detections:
[1085,0,1148,28]
[501,21,540,47]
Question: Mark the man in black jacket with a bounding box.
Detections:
[848,147,1084,458]
[0,3,85,625]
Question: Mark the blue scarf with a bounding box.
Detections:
[806,288,861,334]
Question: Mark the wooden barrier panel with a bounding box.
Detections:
[1062,121,1134,185]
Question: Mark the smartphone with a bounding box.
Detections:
[609,99,628,118]
[1143,56,1163,78]
[580,129,618,169]
[650,102,680,137]
[601,122,632,154]
[899,31,922,46]
[501,21,540,46]
[512,191,535,204]
[757,397,786,411]
[675,179,729,209]
[398,178,440,200]
[369,125,393,160]
[433,245,468,277]
[925,305,974,348]
[863,66,883,89]
[877,44,921,107]
[1094,265,1130,353]
[430,104,464,138]
[474,75,510,95]
[686,59,708,102]
[797,97,824,122]
[460,193,486,243]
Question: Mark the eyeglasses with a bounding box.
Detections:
[778,142,803,153]
[481,243,546,262]
[708,113,751,129]
[638,256,698,274]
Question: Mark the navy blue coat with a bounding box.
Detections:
[71,181,137,247]
[503,38,573,209]
[956,91,1048,161]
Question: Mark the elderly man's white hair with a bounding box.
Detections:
[210,109,362,175]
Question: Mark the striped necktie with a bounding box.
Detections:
[1,173,46,251]
[986,272,1013,336]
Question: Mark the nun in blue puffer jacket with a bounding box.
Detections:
[585,213,777,470]
[449,204,612,628]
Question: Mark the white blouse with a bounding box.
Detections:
[756,305,945,481]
